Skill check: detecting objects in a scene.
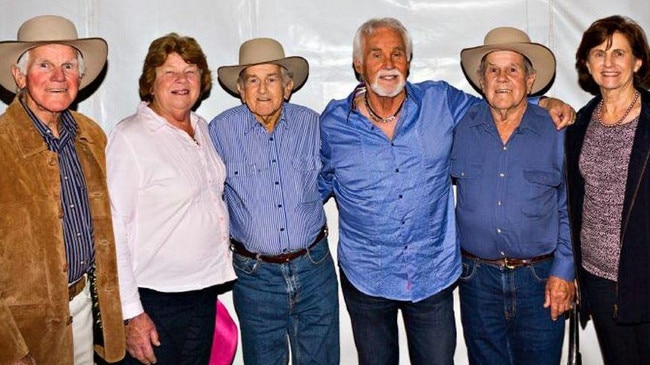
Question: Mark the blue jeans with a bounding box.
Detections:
[582,270,650,365]
[340,270,456,365]
[119,285,218,365]
[459,256,565,365]
[232,237,339,365]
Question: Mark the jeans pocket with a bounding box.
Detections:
[459,258,477,281]
[306,239,331,265]
[528,260,551,283]
[233,253,259,275]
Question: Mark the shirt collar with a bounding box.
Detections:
[19,94,80,150]
[242,102,289,135]
[469,101,542,135]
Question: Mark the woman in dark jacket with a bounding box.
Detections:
[566,15,650,365]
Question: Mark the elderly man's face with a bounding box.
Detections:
[479,50,534,113]
[12,44,81,121]
[238,63,293,127]
[355,26,409,97]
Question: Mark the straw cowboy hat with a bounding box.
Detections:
[0,15,108,92]
[460,27,556,94]
[218,37,309,96]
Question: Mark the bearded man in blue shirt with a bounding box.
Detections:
[319,17,575,365]
[209,38,338,365]
[451,27,574,365]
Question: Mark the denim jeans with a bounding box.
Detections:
[582,270,650,365]
[459,256,565,365]
[232,237,339,365]
[120,285,218,365]
[340,270,456,365]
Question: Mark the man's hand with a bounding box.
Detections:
[539,97,576,130]
[544,275,575,320]
[125,312,161,364]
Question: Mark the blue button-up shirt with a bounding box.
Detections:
[21,100,94,284]
[209,103,325,255]
[319,81,478,301]
[450,102,573,281]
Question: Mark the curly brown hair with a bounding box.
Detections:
[138,33,212,102]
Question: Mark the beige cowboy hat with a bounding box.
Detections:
[460,27,556,94]
[0,15,108,92]
[218,37,309,96]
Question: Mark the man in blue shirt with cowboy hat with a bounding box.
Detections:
[209,38,338,365]
[452,27,574,365]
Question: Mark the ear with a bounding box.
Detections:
[634,58,643,73]
[236,84,246,104]
[283,79,294,101]
[353,59,363,75]
[11,65,26,90]
[526,73,536,95]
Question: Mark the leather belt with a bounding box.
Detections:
[461,249,554,269]
[231,226,328,264]
[68,277,86,302]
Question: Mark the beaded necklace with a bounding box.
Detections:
[364,91,406,123]
[596,91,640,128]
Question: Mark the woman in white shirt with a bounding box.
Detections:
[107,33,235,365]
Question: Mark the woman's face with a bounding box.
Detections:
[586,31,643,92]
[150,52,201,118]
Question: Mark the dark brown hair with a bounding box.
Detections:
[138,33,212,102]
[576,15,650,95]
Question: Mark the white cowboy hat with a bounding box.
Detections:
[218,38,308,96]
[0,15,108,92]
[460,27,556,94]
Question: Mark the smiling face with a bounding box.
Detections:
[237,63,293,131]
[354,26,409,97]
[586,31,643,93]
[479,50,535,115]
[149,52,201,121]
[11,44,81,122]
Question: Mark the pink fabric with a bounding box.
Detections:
[209,299,239,365]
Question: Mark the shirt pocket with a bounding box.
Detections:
[291,156,321,203]
[521,169,561,217]
[450,162,483,212]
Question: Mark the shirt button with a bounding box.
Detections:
[497,228,502,233]
[497,201,502,206]
[275,181,279,185]
[272,159,277,163]
[278,204,282,208]
[499,173,505,177]
[398,194,403,199]
[503,146,507,150]
[48,158,56,166]
[69,204,75,208]
[395,168,400,173]
[269,137,274,141]
[280,228,285,232]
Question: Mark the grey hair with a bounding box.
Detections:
[15,47,86,77]
[478,52,536,80]
[352,17,413,63]
[237,64,293,90]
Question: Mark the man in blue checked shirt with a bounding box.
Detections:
[319,18,575,365]
[209,38,338,365]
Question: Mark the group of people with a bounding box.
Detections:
[0,11,649,365]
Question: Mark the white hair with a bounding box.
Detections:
[15,46,86,77]
[352,17,413,64]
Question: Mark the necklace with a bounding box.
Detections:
[596,91,640,128]
[364,91,406,123]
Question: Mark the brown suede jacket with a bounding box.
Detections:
[0,97,125,364]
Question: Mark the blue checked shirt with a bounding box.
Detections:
[209,103,325,255]
[21,100,94,284]
[319,81,479,301]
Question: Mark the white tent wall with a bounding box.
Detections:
[2,1,648,364]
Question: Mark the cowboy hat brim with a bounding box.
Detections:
[0,37,107,93]
[460,42,556,95]
[217,56,309,96]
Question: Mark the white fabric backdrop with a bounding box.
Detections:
[2,1,648,364]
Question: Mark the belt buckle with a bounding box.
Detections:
[504,257,516,269]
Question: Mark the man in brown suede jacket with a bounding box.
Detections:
[0,15,124,364]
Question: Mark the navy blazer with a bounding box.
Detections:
[566,88,650,325]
